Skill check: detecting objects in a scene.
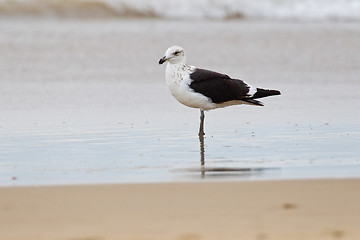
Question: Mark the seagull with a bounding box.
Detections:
[159,46,281,137]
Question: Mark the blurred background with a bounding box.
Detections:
[1,0,360,21]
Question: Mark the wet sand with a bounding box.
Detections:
[1,179,360,240]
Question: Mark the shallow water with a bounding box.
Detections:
[0,19,359,186]
[1,120,359,186]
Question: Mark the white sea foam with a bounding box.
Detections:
[0,0,359,21]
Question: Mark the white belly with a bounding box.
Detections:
[167,79,216,110]
[166,64,216,110]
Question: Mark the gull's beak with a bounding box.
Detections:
[159,56,167,65]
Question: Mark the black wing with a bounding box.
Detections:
[189,68,251,104]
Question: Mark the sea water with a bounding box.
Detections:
[0,0,360,21]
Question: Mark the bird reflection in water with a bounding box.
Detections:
[199,127,205,178]
[197,126,275,179]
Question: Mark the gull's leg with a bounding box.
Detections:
[198,109,205,178]
[198,110,205,137]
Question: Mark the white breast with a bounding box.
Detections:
[165,63,216,110]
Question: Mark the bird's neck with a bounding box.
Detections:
[167,62,191,73]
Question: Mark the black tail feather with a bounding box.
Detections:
[239,88,280,106]
[241,99,264,106]
[252,88,281,99]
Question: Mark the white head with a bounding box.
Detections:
[159,46,186,65]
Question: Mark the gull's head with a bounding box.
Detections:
[159,46,186,65]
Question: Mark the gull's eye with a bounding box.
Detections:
[174,51,181,55]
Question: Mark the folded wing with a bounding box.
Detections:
[189,68,251,104]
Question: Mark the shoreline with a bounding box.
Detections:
[1,179,359,240]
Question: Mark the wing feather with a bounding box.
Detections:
[189,68,250,104]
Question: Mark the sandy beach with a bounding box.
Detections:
[0,10,359,240]
[1,179,360,240]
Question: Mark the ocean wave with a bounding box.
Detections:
[0,0,359,21]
